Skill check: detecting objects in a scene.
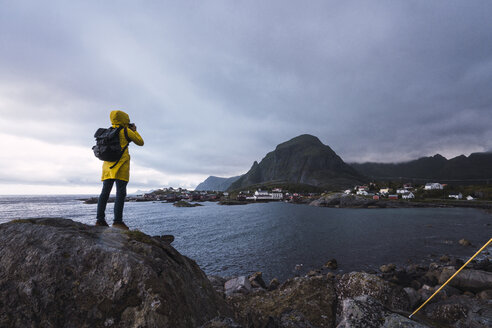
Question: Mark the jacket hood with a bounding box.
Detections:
[110,110,130,127]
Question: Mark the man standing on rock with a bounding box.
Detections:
[96,110,144,229]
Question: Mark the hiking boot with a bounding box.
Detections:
[112,222,130,230]
[95,220,109,227]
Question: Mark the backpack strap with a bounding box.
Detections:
[109,127,132,169]
[123,127,131,143]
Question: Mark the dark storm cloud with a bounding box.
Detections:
[1,0,492,190]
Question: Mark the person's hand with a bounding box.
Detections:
[129,124,137,131]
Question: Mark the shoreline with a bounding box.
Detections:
[210,251,492,327]
[79,195,492,210]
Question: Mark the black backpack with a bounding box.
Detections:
[92,127,131,168]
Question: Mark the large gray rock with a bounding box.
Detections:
[439,267,492,292]
[230,275,336,328]
[337,272,411,311]
[0,218,230,327]
[336,296,385,328]
[309,193,344,207]
[421,294,492,327]
[336,296,429,328]
[310,193,376,208]
[404,287,421,309]
[225,276,252,296]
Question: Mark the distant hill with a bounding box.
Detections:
[195,175,241,191]
[228,134,365,191]
[350,152,492,182]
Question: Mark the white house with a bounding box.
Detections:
[466,195,474,200]
[396,188,407,194]
[254,190,273,200]
[424,183,443,190]
[448,193,463,200]
[271,192,284,200]
[402,192,415,199]
[344,189,352,194]
[379,188,390,195]
[356,190,369,196]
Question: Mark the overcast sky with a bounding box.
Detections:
[1,1,492,194]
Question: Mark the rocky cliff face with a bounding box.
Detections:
[229,135,365,191]
[0,218,230,328]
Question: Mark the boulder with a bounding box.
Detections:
[336,272,411,311]
[423,296,492,327]
[439,267,492,292]
[439,255,450,262]
[307,270,321,277]
[309,193,342,207]
[248,272,266,289]
[424,302,468,325]
[459,239,471,246]
[339,194,376,208]
[230,275,336,328]
[324,259,338,270]
[404,287,421,309]
[380,263,396,273]
[268,278,280,291]
[336,296,385,328]
[336,296,429,328]
[382,314,430,328]
[309,194,376,208]
[478,289,492,300]
[225,277,252,296]
[0,218,230,328]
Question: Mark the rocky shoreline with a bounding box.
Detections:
[208,252,492,327]
[309,193,492,209]
[1,218,490,327]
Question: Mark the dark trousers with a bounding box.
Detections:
[96,179,128,223]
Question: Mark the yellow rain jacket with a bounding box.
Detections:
[101,110,144,182]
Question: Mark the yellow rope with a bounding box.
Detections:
[409,237,492,319]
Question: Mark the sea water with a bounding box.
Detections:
[0,195,490,281]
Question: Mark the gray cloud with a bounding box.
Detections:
[1,1,492,191]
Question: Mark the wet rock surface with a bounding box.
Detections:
[0,218,230,328]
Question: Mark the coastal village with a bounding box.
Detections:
[346,182,478,201]
[130,181,486,205]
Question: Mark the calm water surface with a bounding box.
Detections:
[0,195,490,281]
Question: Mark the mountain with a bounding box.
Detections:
[195,175,242,191]
[350,152,492,182]
[228,134,365,191]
